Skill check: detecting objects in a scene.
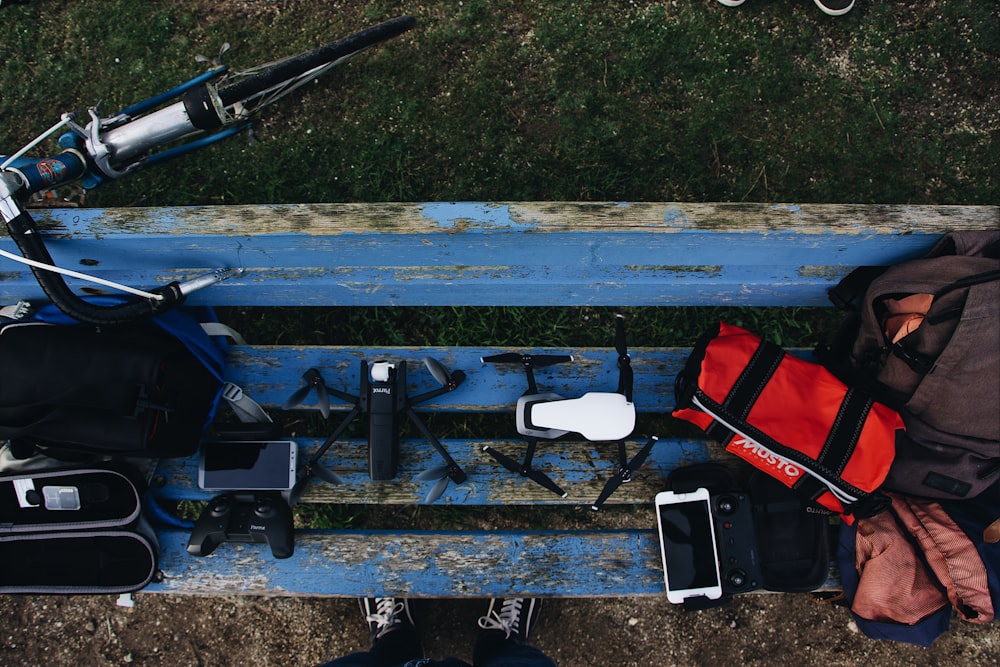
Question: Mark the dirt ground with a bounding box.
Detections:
[2,591,999,666]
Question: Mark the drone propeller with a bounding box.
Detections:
[483,444,567,498]
[416,465,465,504]
[483,352,573,395]
[313,462,345,486]
[590,436,658,511]
[288,459,346,505]
[423,357,456,389]
[482,352,574,368]
[482,444,523,474]
[283,367,331,418]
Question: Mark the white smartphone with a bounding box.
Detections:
[198,441,298,491]
[654,488,723,604]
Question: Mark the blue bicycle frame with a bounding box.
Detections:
[0,15,417,326]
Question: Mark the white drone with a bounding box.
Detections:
[483,314,656,505]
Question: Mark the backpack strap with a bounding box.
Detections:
[828,266,888,310]
[221,382,271,424]
[890,268,1000,374]
[200,322,247,346]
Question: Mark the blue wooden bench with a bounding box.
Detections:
[3,201,996,597]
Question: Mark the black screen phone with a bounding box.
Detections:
[198,441,298,491]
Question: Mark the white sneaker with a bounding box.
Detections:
[477,598,542,641]
[360,597,415,642]
[814,0,855,15]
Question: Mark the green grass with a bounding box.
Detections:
[1,1,996,208]
[217,305,842,348]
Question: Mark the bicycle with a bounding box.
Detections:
[0,15,415,326]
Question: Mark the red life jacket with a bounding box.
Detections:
[673,322,905,522]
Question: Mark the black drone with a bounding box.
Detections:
[284,357,467,504]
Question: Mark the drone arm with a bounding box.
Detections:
[326,386,359,404]
[305,404,362,467]
[405,407,466,483]
[409,369,466,405]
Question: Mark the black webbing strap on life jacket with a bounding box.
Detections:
[718,338,876,508]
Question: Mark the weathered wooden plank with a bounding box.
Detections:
[224,345,688,413]
[153,437,714,505]
[149,528,666,597]
[4,202,995,306]
[25,202,1000,236]
[147,528,839,597]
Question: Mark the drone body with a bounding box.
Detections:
[362,360,407,480]
[517,391,636,442]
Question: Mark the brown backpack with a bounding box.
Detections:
[821,231,1000,500]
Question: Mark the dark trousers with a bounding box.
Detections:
[319,626,557,667]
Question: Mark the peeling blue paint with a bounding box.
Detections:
[662,205,690,226]
[421,202,535,231]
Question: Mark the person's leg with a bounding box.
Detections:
[318,597,424,667]
[472,598,556,667]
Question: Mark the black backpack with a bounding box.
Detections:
[820,231,1000,500]
[0,304,227,460]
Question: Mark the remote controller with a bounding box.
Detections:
[711,492,763,595]
[187,491,294,559]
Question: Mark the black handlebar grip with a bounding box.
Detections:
[6,209,185,326]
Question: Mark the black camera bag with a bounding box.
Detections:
[0,463,158,594]
[748,471,831,592]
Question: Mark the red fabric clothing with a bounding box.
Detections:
[853,493,994,626]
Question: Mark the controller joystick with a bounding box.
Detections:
[715,494,738,515]
[726,568,749,588]
[187,491,294,559]
[711,493,763,596]
[255,498,273,517]
[209,496,231,517]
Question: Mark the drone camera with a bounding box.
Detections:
[370,361,394,383]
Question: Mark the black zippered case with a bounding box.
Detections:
[0,465,158,594]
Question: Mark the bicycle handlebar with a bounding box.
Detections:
[2,16,416,325]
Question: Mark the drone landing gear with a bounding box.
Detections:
[483,437,567,498]
[590,436,658,511]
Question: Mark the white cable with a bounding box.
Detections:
[1,118,72,170]
[0,247,164,300]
